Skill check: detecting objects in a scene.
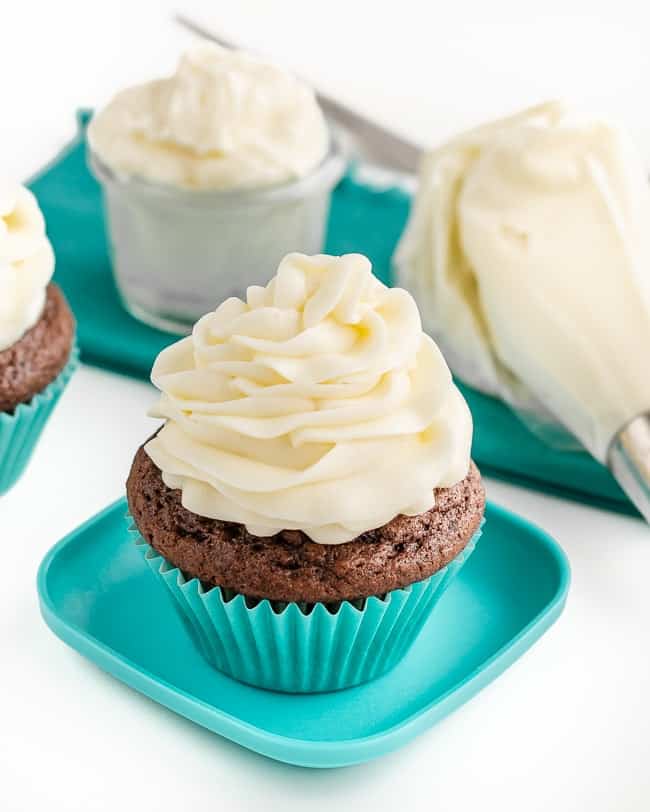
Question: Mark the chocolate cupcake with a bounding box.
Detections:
[0,183,77,495]
[129,446,483,604]
[128,252,485,692]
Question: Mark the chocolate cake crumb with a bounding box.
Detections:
[127,443,485,603]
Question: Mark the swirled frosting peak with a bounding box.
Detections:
[0,182,54,351]
[145,252,472,544]
[88,42,329,190]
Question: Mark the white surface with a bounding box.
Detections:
[2,3,650,810]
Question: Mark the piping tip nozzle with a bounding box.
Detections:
[608,413,650,524]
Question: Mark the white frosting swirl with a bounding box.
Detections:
[0,183,54,352]
[145,252,472,544]
[88,43,329,190]
[396,101,650,461]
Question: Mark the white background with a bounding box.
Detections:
[2,2,650,810]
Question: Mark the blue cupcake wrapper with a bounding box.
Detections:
[131,516,483,693]
[0,345,79,495]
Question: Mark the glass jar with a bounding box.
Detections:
[89,140,346,333]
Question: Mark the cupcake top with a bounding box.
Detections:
[145,252,473,544]
[0,182,55,352]
[88,42,329,191]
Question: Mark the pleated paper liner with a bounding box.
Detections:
[130,518,484,694]
[0,345,79,495]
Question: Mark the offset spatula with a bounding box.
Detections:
[174,13,422,174]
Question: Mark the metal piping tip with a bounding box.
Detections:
[608,413,650,523]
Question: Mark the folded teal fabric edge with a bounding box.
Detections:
[26,110,636,518]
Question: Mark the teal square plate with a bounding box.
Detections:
[37,498,569,768]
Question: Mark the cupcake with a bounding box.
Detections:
[0,182,77,495]
[127,252,485,692]
[88,42,345,334]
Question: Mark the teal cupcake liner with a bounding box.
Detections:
[131,518,483,693]
[0,345,79,495]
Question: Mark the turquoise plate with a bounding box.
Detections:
[37,497,570,769]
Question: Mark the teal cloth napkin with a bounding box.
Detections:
[28,111,634,516]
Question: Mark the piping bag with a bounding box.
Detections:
[395,101,650,522]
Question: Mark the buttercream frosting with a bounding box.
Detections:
[145,252,472,543]
[88,42,329,190]
[396,101,650,461]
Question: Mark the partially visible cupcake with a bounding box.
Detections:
[0,182,77,495]
[127,252,485,692]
